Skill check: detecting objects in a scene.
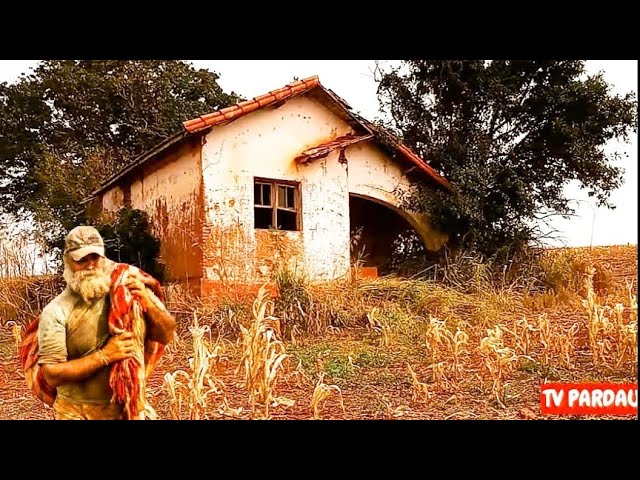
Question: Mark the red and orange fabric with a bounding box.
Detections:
[18,263,166,420]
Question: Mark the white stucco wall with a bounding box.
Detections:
[346,141,447,250]
[347,141,413,208]
[102,186,125,214]
[99,140,204,285]
[200,94,353,282]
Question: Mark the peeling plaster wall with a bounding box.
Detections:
[346,142,448,251]
[201,95,352,284]
[101,186,125,214]
[130,139,203,286]
[100,138,204,289]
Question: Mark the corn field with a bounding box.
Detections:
[0,245,636,419]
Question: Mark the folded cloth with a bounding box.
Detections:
[108,263,166,420]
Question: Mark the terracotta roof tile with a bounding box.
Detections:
[182,118,205,131]
[239,103,260,115]
[254,93,273,103]
[183,76,320,133]
[294,134,373,163]
[256,96,274,107]
[396,144,451,190]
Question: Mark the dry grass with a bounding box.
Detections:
[554,323,579,370]
[407,363,431,403]
[478,325,518,407]
[0,244,636,420]
[511,316,536,356]
[424,315,453,389]
[310,372,345,419]
[236,284,290,418]
[538,313,554,366]
[0,227,46,278]
[163,311,226,420]
[450,326,470,378]
[367,307,392,347]
[0,275,64,326]
[582,266,638,372]
[4,321,23,354]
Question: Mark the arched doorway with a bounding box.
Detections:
[349,193,428,276]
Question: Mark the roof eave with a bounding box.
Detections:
[295,134,374,164]
[84,128,209,203]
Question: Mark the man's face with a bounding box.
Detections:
[63,253,110,303]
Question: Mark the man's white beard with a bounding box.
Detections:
[63,262,111,304]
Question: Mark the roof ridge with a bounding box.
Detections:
[91,75,451,199]
[183,75,320,133]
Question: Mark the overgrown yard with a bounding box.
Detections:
[0,245,637,420]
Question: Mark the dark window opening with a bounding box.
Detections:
[254,179,301,231]
[255,207,273,229]
[277,209,297,230]
[254,182,272,207]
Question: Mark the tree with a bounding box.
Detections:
[376,61,637,257]
[0,60,241,251]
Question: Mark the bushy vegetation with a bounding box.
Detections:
[95,208,165,282]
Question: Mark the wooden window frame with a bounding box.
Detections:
[254,177,302,231]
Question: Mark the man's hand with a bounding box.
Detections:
[124,272,176,345]
[101,331,137,364]
[41,331,137,388]
[124,276,154,311]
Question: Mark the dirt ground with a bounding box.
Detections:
[1,246,637,420]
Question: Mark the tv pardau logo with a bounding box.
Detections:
[540,383,637,416]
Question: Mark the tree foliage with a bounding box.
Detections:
[376,60,637,257]
[0,60,241,250]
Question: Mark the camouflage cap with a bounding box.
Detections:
[64,225,105,261]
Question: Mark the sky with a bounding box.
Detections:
[0,59,637,248]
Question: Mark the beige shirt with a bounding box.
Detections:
[37,287,112,404]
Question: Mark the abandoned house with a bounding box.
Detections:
[89,76,452,296]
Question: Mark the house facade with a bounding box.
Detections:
[91,76,450,295]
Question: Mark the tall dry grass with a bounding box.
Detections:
[0,226,47,278]
[582,267,638,372]
[407,363,431,403]
[0,275,64,326]
[310,372,345,419]
[366,307,392,347]
[478,325,518,407]
[449,326,470,378]
[424,315,451,389]
[139,245,639,417]
[274,268,316,335]
[511,316,535,356]
[163,311,226,420]
[236,284,290,419]
[182,243,617,339]
[4,321,24,353]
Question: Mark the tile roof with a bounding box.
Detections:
[183,76,321,133]
[350,112,451,191]
[92,75,451,200]
[182,75,451,191]
[394,144,451,191]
